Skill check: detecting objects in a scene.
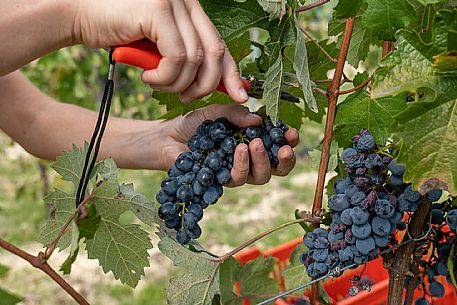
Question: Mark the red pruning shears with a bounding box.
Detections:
[112,39,300,103]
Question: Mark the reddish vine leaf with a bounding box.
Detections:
[220,257,242,305]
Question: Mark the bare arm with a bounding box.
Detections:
[0,0,247,102]
[0,71,164,169]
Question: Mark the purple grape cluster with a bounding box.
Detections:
[156,114,289,244]
[300,129,441,278]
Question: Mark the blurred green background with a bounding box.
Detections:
[0,3,383,304]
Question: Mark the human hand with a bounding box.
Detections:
[159,104,299,186]
[73,0,247,103]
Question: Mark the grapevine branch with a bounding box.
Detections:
[299,27,337,63]
[44,194,93,259]
[219,216,321,261]
[310,16,355,305]
[295,0,330,13]
[0,238,89,305]
[338,77,372,95]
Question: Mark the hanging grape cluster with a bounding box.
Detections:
[300,129,444,280]
[156,113,289,244]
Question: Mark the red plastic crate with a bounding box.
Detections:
[235,238,457,305]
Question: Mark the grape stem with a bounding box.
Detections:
[219,218,319,261]
[338,77,372,95]
[0,238,90,305]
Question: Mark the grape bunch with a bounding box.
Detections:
[300,129,442,278]
[156,113,289,244]
[412,200,456,303]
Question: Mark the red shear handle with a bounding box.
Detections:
[112,39,249,95]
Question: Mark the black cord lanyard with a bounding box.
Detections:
[75,50,116,208]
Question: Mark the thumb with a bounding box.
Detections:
[201,104,262,128]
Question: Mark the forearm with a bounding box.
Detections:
[0,0,77,75]
[0,72,169,170]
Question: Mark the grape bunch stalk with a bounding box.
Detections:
[300,129,443,281]
[156,112,289,244]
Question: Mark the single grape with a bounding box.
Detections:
[176,155,194,172]
[429,282,445,297]
[156,189,176,204]
[203,186,220,205]
[312,248,329,262]
[397,194,411,212]
[352,223,372,239]
[165,216,181,230]
[205,152,222,171]
[269,128,284,143]
[355,133,375,152]
[304,233,316,249]
[334,178,353,194]
[389,159,406,176]
[437,262,449,276]
[158,202,177,220]
[341,148,357,162]
[215,167,231,185]
[199,135,215,150]
[168,165,184,177]
[350,191,366,206]
[197,168,214,186]
[371,217,391,236]
[221,137,237,154]
[340,209,354,226]
[374,199,395,218]
[338,247,354,262]
[350,207,369,225]
[389,211,404,224]
[186,224,202,239]
[404,185,421,203]
[183,172,196,184]
[389,174,404,186]
[313,237,330,249]
[176,229,191,244]
[183,213,198,230]
[188,204,203,221]
[313,228,329,238]
[328,194,351,212]
[356,237,376,255]
[161,178,179,195]
[262,134,273,149]
[373,234,389,247]
[365,154,383,169]
[177,185,193,202]
[427,189,443,202]
[209,123,227,142]
[328,231,344,243]
[314,262,328,276]
[245,127,261,140]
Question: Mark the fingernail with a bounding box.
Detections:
[239,88,249,101]
[244,112,259,120]
[255,140,265,153]
[180,95,192,103]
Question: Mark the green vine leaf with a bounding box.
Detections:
[334,0,363,18]
[281,242,310,293]
[334,91,408,148]
[0,288,22,305]
[448,242,457,289]
[263,54,284,123]
[236,255,280,303]
[220,257,242,305]
[38,189,75,250]
[362,0,417,41]
[85,176,153,287]
[158,227,221,305]
[294,17,317,112]
[256,0,286,21]
[51,144,89,188]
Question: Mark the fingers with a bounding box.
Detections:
[141,2,186,86]
[272,145,296,177]
[146,0,203,94]
[285,128,299,148]
[220,50,249,103]
[180,0,241,102]
[247,139,272,185]
[226,144,250,187]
